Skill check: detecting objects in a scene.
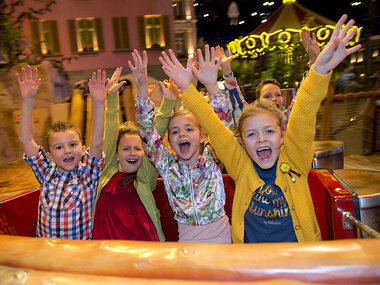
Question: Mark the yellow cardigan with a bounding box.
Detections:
[180,68,331,243]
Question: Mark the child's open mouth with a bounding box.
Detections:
[257,147,272,160]
[179,141,190,153]
[127,159,138,164]
[63,156,74,163]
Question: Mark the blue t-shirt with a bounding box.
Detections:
[244,159,297,243]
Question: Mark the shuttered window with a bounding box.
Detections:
[112,17,130,51]
[30,20,61,55]
[137,15,171,49]
[67,18,104,53]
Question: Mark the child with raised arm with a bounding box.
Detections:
[134,50,231,243]
[256,29,321,127]
[92,62,176,241]
[159,15,361,243]
[17,66,107,239]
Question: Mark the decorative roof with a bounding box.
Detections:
[251,2,335,35]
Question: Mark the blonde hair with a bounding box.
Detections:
[238,100,285,138]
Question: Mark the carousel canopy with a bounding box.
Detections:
[227,0,361,59]
[251,0,335,35]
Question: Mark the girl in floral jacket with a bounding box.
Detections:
[133,49,231,243]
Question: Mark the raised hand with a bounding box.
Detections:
[192,45,222,93]
[301,29,320,65]
[128,49,148,91]
[159,49,193,92]
[313,14,361,75]
[159,78,180,100]
[215,45,233,76]
[108,67,126,93]
[89,70,109,103]
[15,65,41,100]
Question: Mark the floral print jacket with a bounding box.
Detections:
[135,96,226,226]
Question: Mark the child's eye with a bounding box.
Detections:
[171,130,178,135]
[135,147,142,151]
[186,128,193,132]
[123,147,130,151]
[275,93,282,97]
[264,95,270,99]
[266,129,275,135]
[70,143,77,147]
[55,146,63,150]
[247,132,256,138]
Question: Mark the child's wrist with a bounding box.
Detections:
[204,82,220,94]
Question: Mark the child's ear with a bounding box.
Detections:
[116,153,119,162]
[238,136,244,146]
[280,130,285,146]
[200,131,206,144]
[81,145,86,156]
[47,152,54,162]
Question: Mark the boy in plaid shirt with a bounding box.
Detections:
[16,66,107,239]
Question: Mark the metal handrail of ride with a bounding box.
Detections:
[344,212,380,239]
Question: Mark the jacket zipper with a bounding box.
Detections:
[188,167,200,225]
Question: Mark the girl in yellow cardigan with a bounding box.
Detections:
[158,14,361,243]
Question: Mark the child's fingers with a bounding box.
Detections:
[205,44,210,63]
[192,65,201,79]
[312,32,317,42]
[116,81,126,90]
[161,51,174,68]
[197,48,205,65]
[127,60,134,72]
[331,14,348,39]
[15,73,21,86]
[186,56,193,70]
[26,65,32,80]
[161,66,172,78]
[91,72,96,84]
[346,44,362,56]
[159,56,172,73]
[133,49,142,66]
[339,19,355,40]
[343,26,357,45]
[32,67,38,82]
[216,56,222,69]
[20,68,26,81]
[158,81,166,92]
[101,71,107,85]
[142,50,148,66]
[210,46,216,64]
[168,49,181,66]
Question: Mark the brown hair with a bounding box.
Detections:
[255,78,281,100]
[46,121,82,151]
[237,100,285,138]
[117,121,142,185]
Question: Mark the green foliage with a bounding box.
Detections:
[0,0,58,68]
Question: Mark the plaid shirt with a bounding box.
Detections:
[24,147,104,239]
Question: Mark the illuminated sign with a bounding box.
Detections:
[227,25,362,59]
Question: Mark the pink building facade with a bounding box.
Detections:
[20,0,192,84]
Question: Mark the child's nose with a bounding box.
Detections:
[257,133,267,142]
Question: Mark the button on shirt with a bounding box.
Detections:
[24,147,104,239]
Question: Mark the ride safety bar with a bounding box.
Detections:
[343,212,380,239]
